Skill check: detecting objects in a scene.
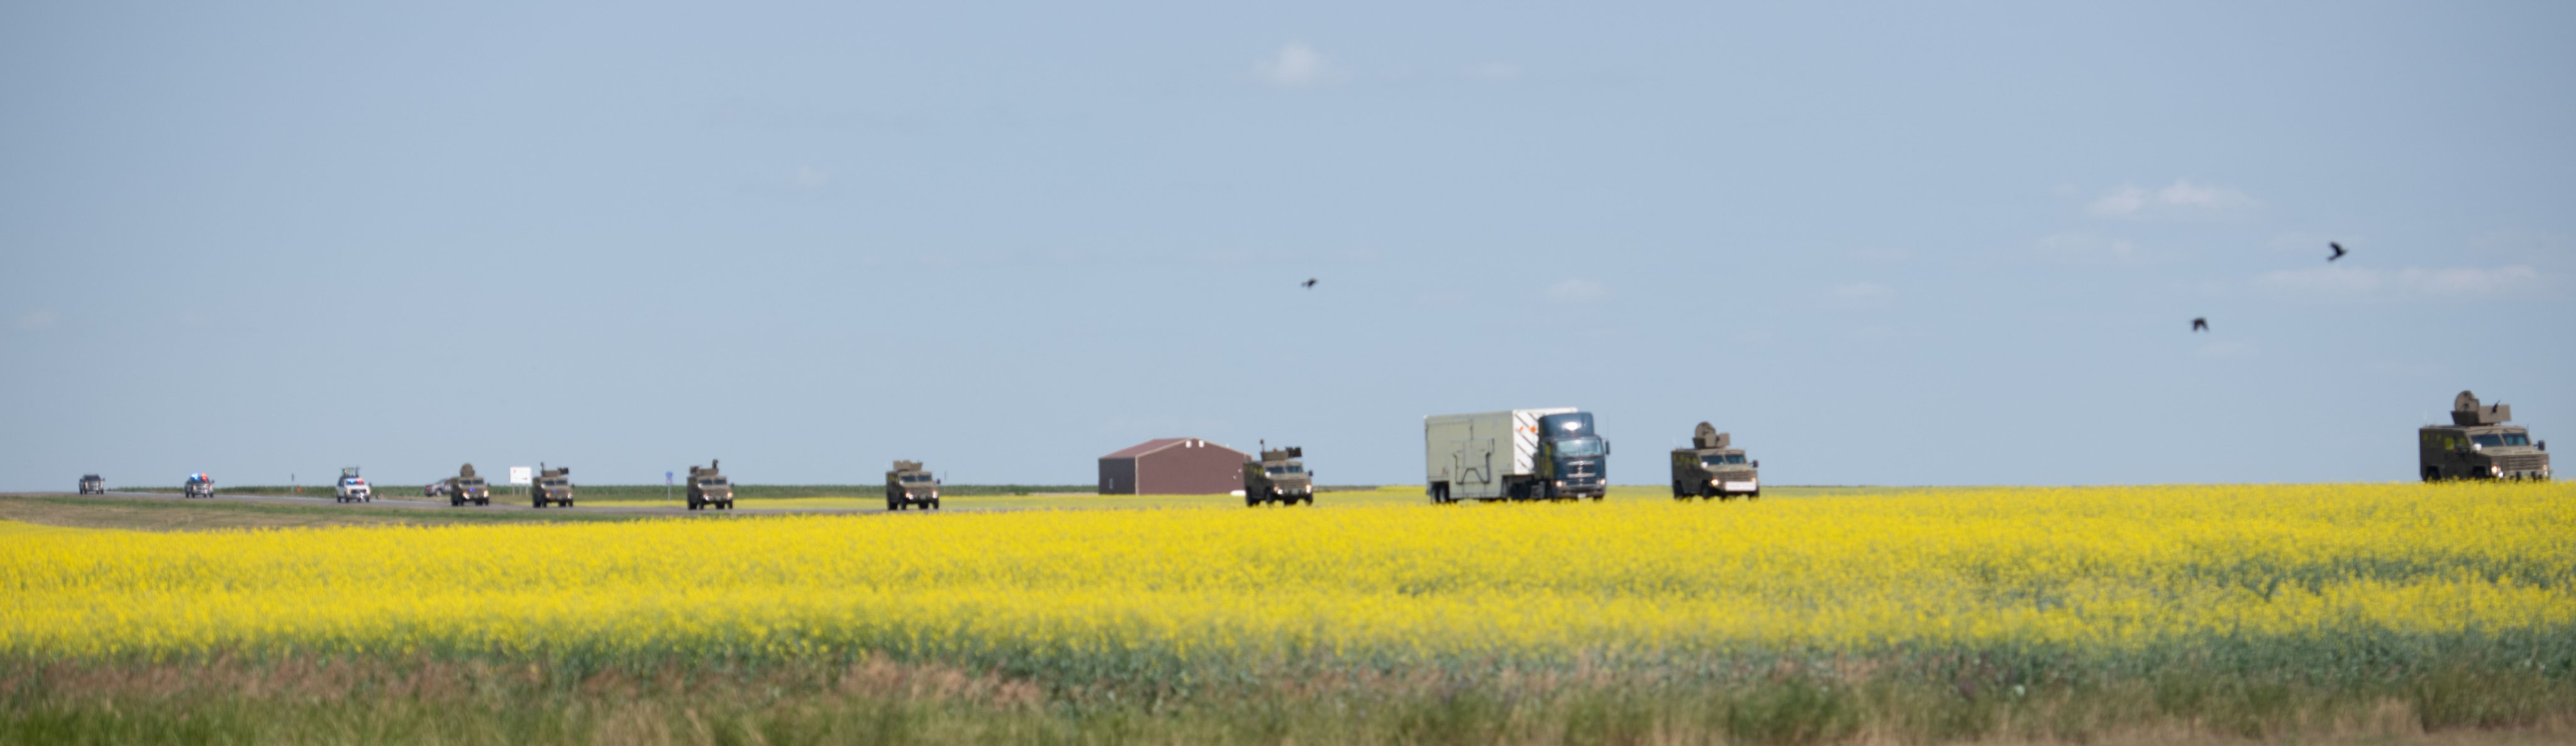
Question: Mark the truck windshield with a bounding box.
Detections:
[2478,433,2532,447]
[699,479,728,487]
[1555,437,1606,457]
[1701,454,1746,466]
[1265,465,1304,475]
[900,474,931,483]
[2473,435,2506,447]
[541,479,566,487]
[462,479,484,488]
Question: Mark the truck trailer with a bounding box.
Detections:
[1424,408,1610,503]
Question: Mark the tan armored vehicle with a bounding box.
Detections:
[1243,443,1314,506]
[885,460,941,511]
[2421,391,2550,481]
[443,464,492,506]
[686,459,735,510]
[532,464,574,508]
[1670,423,1759,499]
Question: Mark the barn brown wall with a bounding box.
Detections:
[1137,443,1250,494]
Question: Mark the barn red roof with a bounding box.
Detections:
[1101,438,1241,460]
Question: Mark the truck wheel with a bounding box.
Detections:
[2423,467,2441,482]
[931,499,941,509]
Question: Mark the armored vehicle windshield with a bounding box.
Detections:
[2473,432,2532,447]
[897,474,933,484]
[1699,454,1747,466]
[697,477,728,487]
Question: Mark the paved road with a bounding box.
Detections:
[42,490,909,517]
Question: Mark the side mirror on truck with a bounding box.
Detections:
[1752,460,1760,469]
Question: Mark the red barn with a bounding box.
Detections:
[1097,438,1250,494]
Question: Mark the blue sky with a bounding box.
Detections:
[4,2,2570,489]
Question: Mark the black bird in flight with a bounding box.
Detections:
[1301,278,1318,289]
[2191,318,2209,333]
[2329,242,2347,261]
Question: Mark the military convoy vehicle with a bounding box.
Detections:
[532,464,574,508]
[1243,444,1314,506]
[2421,391,2550,482]
[885,460,941,511]
[183,473,214,499]
[443,464,492,506]
[1425,408,1610,503]
[333,467,374,503]
[686,460,735,510]
[1670,423,1760,499]
[78,474,104,494]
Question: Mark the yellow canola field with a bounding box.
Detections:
[1,483,2570,664]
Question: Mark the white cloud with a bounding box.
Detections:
[1543,278,1609,304]
[2253,265,2550,299]
[2035,232,2141,264]
[1255,42,1343,88]
[1462,62,1523,81]
[789,165,830,190]
[2086,180,2258,219]
[1825,282,1894,309]
[13,309,57,331]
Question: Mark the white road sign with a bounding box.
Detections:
[508,466,533,486]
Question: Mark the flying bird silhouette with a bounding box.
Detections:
[2191,318,2209,333]
[2329,242,2346,261]
[1301,278,1318,289]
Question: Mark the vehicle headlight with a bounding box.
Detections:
[2492,466,2503,477]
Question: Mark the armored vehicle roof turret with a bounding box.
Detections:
[2452,391,2514,426]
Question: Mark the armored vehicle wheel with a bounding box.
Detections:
[931,499,941,509]
[476,498,489,506]
[2423,467,2441,482]
[1300,495,1314,506]
[723,500,735,509]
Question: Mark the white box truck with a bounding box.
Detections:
[1424,408,1611,503]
